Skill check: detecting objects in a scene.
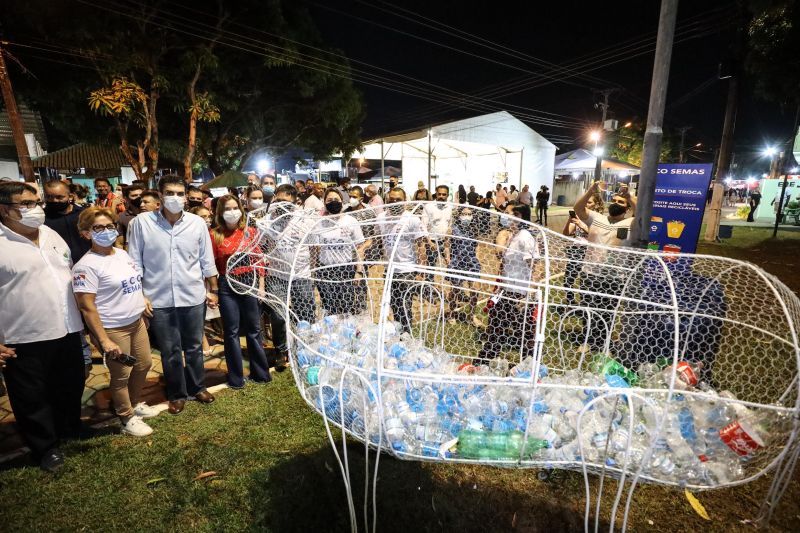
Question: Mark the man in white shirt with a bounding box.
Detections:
[127,175,219,414]
[421,185,452,281]
[0,182,86,472]
[574,181,637,350]
[377,187,428,333]
[304,182,325,213]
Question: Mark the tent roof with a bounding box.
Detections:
[364,111,556,149]
[32,143,128,170]
[554,148,640,172]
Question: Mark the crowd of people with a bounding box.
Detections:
[0,171,636,473]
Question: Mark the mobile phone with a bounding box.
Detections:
[616,227,629,240]
[569,210,576,218]
[115,353,137,367]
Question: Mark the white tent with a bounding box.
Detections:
[360,111,557,196]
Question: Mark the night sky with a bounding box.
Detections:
[309,0,796,176]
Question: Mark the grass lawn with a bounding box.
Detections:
[1,227,800,532]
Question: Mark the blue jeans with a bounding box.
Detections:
[218,277,271,387]
[149,303,207,401]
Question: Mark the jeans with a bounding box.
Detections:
[424,240,447,280]
[3,332,84,458]
[265,277,317,353]
[389,271,417,333]
[218,277,271,388]
[536,205,548,226]
[149,303,207,401]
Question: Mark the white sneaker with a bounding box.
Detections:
[133,402,159,419]
[121,416,153,437]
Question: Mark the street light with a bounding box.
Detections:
[589,131,601,142]
[763,146,777,157]
[623,122,633,128]
[592,147,604,157]
[256,159,270,175]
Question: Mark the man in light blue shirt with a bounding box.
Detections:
[127,175,219,414]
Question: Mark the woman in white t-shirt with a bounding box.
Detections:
[314,188,370,316]
[72,207,158,437]
[479,204,541,363]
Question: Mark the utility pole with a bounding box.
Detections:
[678,126,692,163]
[630,0,680,247]
[593,88,615,183]
[0,43,35,182]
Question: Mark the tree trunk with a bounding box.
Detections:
[185,111,197,181]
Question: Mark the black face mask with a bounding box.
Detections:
[326,201,343,214]
[45,201,70,214]
[607,203,626,217]
[130,197,143,209]
[187,199,204,209]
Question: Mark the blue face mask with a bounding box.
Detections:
[91,228,119,247]
[262,186,275,196]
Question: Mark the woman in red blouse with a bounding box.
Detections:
[210,194,271,388]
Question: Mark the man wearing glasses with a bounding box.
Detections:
[0,182,86,472]
[127,175,219,415]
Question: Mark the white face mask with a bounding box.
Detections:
[163,195,185,214]
[349,197,360,207]
[459,215,473,224]
[223,209,242,225]
[18,206,46,228]
[249,199,264,209]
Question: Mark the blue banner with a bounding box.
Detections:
[647,163,713,254]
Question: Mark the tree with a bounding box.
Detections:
[611,121,677,167]
[88,77,161,183]
[3,0,364,177]
[745,0,800,109]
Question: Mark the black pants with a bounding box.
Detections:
[563,244,587,305]
[536,205,548,226]
[389,271,417,334]
[478,293,537,361]
[580,273,621,351]
[317,265,357,316]
[3,332,85,459]
[264,277,317,354]
[424,240,447,280]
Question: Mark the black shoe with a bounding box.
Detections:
[40,448,65,473]
[275,351,289,373]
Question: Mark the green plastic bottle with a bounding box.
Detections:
[590,354,640,386]
[458,429,548,460]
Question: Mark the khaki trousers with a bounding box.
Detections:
[105,318,152,419]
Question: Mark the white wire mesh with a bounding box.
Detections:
[227,200,800,527]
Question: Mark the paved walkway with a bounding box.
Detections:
[0,328,268,459]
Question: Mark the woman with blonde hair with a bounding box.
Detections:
[210,194,270,388]
[72,206,157,436]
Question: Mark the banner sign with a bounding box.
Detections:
[648,163,713,254]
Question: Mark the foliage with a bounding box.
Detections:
[3,0,364,177]
[88,78,148,119]
[609,120,677,166]
[745,0,800,108]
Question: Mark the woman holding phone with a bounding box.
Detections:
[72,207,158,437]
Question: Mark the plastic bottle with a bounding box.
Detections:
[643,361,704,391]
[589,354,639,386]
[457,429,548,460]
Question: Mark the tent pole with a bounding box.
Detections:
[427,128,432,194]
[519,148,524,191]
[381,139,385,198]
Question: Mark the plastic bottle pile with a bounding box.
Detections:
[293,313,789,488]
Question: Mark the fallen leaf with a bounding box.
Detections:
[146,477,167,486]
[685,489,710,520]
[193,471,217,481]
[512,511,518,529]
[324,461,334,473]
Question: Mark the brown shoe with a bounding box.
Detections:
[275,351,289,373]
[168,399,185,415]
[194,390,215,404]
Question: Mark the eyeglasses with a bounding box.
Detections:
[1,200,44,209]
[91,224,117,232]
